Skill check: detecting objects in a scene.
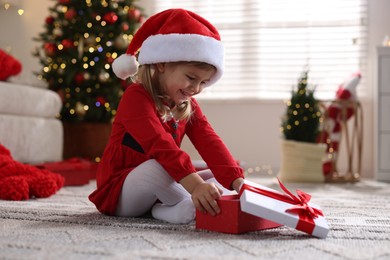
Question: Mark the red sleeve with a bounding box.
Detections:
[186,99,244,190]
[116,84,196,182]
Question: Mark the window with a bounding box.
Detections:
[148,0,367,100]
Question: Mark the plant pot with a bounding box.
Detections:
[278,139,326,183]
[63,122,112,161]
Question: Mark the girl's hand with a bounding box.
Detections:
[232,177,245,193]
[191,182,222,216]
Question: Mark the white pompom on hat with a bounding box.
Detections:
[112,8,224,87]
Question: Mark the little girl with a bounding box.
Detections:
[89,8,244,224]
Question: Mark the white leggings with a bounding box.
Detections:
[115,159,232,224]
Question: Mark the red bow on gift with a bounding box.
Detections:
[276,178,323,219]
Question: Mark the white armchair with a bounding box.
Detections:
[0,82,63,163]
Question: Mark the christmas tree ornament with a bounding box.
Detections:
[61,39,74,49]
[121,22,129,31]
[128,8,141,21]
[45,16,54,25]
[103,12,118,24]
[59,0,71,4]
[53,27,63,38]
[64,8,77,20]
[106,56,114,64]
[96,96,107,107]
[74,72,85,84]
[43,43,57,56]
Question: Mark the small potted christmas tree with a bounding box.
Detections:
[278,70,326,182]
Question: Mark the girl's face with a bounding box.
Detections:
[156,62,216,106]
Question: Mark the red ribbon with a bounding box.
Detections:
[239,178,323,235]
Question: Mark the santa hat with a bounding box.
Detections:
[112,8,224,87]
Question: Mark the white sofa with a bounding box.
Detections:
[0,82,63,163]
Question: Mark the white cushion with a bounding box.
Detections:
[0,114,63,163]
[0,82,61,118]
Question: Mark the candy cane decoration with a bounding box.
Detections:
[322,72,361,177]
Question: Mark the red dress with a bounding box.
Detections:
[89,83,244,215]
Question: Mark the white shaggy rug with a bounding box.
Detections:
[0,177,389,260]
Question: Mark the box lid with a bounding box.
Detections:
[35,158,97,172]
[239,179,329,238]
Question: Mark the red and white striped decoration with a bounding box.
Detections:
[322,72,362,176]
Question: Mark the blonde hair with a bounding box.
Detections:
[134,62,214,122]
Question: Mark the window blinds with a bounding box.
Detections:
[149,0,367,99]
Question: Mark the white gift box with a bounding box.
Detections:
[239,179,329,238]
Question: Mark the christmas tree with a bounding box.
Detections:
[33,0,144,123]
[281,70,322,143]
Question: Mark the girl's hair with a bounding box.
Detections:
[134,62,215,122]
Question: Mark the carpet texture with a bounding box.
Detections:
[0,177,389,260]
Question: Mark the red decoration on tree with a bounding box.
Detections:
[61,39,74,49]
[45,16,54,24]
[65,8,77,20]
[122,22,129,31]
[59,0,71,5]
[96,96,107,106]
[106,56,114,64]
[44,43,57,56]
[128,8,141,22]
[103,12,118,24]
[74,72,85,84]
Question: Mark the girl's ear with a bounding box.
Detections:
[155,63,166,72]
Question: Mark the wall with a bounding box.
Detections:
[367,0,390,180]
[1,0,390,178]
[181,99,284,175]
[0,0,52,86]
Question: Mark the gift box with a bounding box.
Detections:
[196,194,282,234]
[239,179,329,238]
[34,158,98,186]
